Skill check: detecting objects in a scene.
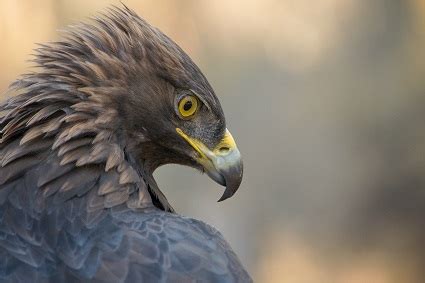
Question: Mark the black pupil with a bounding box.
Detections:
[183,100,193,111]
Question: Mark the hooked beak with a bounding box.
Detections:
[176,128,243,201]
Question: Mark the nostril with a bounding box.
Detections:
[219,146,230,154]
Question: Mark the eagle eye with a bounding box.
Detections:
[178,95,199,118]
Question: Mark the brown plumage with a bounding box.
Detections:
[0,5,249,282]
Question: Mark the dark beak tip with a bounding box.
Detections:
[217,194,231,202]
[217,173,243,202]
[217,191,232,202]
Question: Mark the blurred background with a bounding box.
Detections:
[1,0,425,282]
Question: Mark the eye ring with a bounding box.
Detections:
[178,95,199,118]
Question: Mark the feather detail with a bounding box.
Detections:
[1,139,51,167]
[53,121,97,149]
[57,137,93,157]
[20,115,65,145]
[97,171,121,196]
[60,146,91,166]
[26,104,64,127]
[0,155,42,185]
[105,144,124,171]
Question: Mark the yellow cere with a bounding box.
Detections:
[213,129,237,155]
[178,95,198,117]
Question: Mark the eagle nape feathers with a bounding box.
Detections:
[0,5,250,282]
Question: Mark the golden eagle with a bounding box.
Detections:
[0,6,250,282]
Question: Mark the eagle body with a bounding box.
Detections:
[0,6,250,282]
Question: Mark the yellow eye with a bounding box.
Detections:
[178,95,198,118]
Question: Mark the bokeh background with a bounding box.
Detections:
[1,0,425,282]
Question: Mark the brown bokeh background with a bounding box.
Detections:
[2,0,425,282]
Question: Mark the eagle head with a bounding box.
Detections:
[21,6,243,210]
